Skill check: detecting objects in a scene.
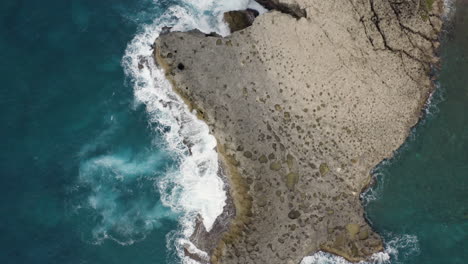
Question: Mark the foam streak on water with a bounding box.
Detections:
[122,0,262,262]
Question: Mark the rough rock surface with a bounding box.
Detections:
[223,10,259,33]
[154,0,444,263]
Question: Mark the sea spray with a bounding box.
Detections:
[73,108,180,246]
[122,0,262,262]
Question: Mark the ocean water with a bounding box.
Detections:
[0,1,465,264]
[0,0,257,263]
[361,1,468,263]
[0,0,179,263]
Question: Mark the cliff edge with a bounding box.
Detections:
[154,0,444,263]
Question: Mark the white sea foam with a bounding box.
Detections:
[248,1,268,14]
[443,0,456,20]
[77,147,178,246]
[360,171,385,206]
[122,0,261,262]
[301,234,419,264]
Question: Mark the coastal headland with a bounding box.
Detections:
[154,0,444,263]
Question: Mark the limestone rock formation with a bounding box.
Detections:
[154,0,444,263]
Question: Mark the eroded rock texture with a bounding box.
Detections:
[154,0,443,263]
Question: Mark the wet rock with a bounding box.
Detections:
[223,9,259,33]
[184,247,208,263]
[288,209,301,219]
[160,26,172,35]
[255,0,307,19]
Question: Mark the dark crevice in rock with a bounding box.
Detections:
[203,31,222,37]
[255,0,307,19]
[427,14,441,34]
[368,0,430,68]
[387,0,438,47]
[360,16,376,47]
[347,0,377,48]
[369,0,390,48]
[399,53,420,83]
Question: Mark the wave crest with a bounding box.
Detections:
[122,0,261,261]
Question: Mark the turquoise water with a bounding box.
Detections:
[0,0,244,263]
[0,0,181,263]
[363,2,468,264]
[0,0,466,264]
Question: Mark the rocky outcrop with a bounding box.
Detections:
[223,10,259,33]
[255,0,307,18]
[154,0,444,263]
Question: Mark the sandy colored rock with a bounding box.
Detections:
[270,161,282,171]
[346,223,361,239]
[286,172,299,190]
[319,163,330,176]
[154,0,444,263]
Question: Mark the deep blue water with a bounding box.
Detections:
[0,0,181,263]
[0,0,466,264]
[364,2,468,263]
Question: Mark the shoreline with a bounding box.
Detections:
[153,0,446,263]
[155,47,251,263]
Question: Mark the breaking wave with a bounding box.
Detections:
[120,0,265,262]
